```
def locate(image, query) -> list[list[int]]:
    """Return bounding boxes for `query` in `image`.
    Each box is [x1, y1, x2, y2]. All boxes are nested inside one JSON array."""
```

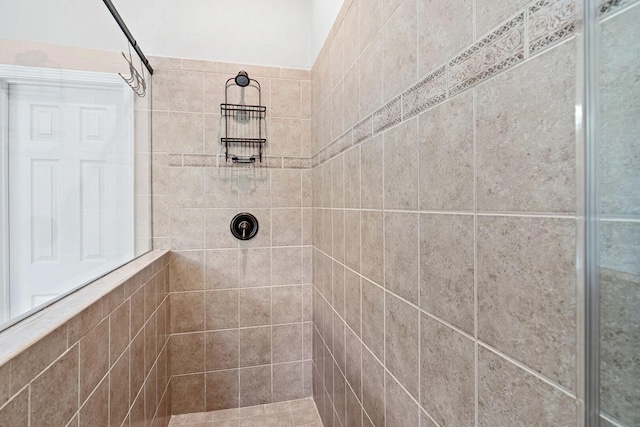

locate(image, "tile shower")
[[0, 0, 638, 426]]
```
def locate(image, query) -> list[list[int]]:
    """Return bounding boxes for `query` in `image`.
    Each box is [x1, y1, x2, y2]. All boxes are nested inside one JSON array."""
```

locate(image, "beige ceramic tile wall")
[[311, 0, 581, 426], [0, 252, 171, 427], [150, 58, 314, 414]]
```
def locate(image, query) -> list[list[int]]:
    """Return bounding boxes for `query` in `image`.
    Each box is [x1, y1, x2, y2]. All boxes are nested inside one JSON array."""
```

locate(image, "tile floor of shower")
[[168, 398, 321, 427]]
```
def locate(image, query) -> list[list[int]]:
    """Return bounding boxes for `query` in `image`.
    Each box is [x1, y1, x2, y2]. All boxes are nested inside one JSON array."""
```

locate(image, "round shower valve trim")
[[230, 213, 259, 240]]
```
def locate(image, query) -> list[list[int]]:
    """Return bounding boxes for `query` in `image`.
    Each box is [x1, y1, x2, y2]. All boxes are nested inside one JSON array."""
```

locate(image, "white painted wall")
[[311, 0, 344, 62], [0, 0, 342, 69]]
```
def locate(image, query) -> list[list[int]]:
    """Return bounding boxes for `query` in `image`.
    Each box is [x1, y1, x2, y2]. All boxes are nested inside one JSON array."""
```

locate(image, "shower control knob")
[[230, 213, 259, 240]]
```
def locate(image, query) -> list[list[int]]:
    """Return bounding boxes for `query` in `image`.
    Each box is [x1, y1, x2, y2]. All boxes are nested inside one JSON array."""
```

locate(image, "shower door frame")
[[0, 64, 134, 329]]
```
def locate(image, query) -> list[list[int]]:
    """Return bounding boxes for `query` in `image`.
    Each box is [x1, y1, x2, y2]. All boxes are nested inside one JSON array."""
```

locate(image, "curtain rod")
[[102, 0, 154, 75]]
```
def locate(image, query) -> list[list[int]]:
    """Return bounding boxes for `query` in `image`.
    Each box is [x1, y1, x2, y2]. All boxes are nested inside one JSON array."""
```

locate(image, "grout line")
[[473, 85, 479, 427]]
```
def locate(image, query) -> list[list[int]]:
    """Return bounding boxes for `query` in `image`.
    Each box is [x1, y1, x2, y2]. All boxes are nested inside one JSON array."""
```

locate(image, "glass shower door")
[[585, 0, 640, 425]]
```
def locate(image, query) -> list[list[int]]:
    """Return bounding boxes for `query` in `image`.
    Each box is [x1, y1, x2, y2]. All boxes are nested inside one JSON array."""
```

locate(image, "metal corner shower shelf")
[[220, 72, 267, 164]]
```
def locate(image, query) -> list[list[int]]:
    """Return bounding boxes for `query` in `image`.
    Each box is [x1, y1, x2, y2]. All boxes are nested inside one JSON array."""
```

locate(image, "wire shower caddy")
[[220, 72, 267, 164]]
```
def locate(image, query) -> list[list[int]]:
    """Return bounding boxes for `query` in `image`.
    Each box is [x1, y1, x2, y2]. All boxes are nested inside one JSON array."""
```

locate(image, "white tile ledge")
[[0, 249, 170, 364]]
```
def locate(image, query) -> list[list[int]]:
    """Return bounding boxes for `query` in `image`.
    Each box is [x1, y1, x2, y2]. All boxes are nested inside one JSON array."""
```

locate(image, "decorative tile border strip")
[[529, 0, 576, 55], [449, 12, 525, 96], [311, 0, 576, 168], [599, 0, 640, 16], [167, 154, 312, 169], [372, 96, 402, 134], [402, 65, 447, 120]]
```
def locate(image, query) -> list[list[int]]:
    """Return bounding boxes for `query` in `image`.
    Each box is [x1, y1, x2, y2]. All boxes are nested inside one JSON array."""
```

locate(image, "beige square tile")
[[205, 249, 238, 290], [205, 290, 239, 330], [332, 81, 345, 140], [476, 41, 576, 213], [270, 118, 302, 157], [239, 327, 271, 367], [359, 33, 383, 118], [384, 212, 419, 304], [418, 91, 474, 211], [240, 366, 272, 406], [272, 285, 303, 324], [361, 211, 384, 285], [344, 146, 360, 209], [238, 169, 271, 209], [476, 0, 530, 36], [170, 291, 205, 333], [30, 346, 78, 427], [153, 70, 203, 113], [361, 278, 384, 361], [272, 209, 302, 247], [153, 112, 204, 154], [170, 333, 205, 375], [170, 208, 205, 250], [272, 79, 301, 118], [207, 370, 240, 411], [360, 0, 383, 52], [8, 324, 67, 395], [420, 315, 474, 427], [205, 209, 239, 249], [385, 293, 419, 399], [478, 347, 577, 426], [418, 0, 473, 76], [273, 324, 303, 363], [333, 210, 345, 264], [385, 372, 419, 427], [204, 168, 238, 208], [272, 170, 302, 208], [272, 247, 302, 285], [239, 288, 271, 327], [362, 346, 385, 427], [0, 389, 28, 426], [129, 330, 145, 403], [170, 250, 205, 292], [383, 0, 417, 101], [345, 327, 362, 399], [239, 248, 271, 288], [420, 213, 474, 334], [171, 373, 206, 415], [169, 167, 204, 208], [384, 117, 418, 210], [477, 216, 576, 389], [344, 210, 361, 273], [273, 362, 304, 403], [204, 113, 224, 155], [109, 300, 130, 364], [80, 376, 109, 427], [110, 349, 129, 427], [360, 135, 383, 209], [206, 330, 239, 371], [80, 319, 109, 402]]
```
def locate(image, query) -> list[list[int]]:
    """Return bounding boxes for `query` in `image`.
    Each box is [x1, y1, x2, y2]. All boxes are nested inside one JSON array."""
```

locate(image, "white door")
[[7, 80, 134, 317]]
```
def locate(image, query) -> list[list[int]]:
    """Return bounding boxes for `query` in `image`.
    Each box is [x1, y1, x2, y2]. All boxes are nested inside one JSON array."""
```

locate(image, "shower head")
[[235, 70, 250, 87]]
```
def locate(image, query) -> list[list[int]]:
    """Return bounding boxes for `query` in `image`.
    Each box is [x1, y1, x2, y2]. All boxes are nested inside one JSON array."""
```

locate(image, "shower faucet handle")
[[239, 221, 250, 238]]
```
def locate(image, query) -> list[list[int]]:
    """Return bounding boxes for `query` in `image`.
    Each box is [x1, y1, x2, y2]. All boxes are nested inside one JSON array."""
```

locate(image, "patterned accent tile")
[[183, 154, 217, 167], [528, 0, 576, 55], [283, 157, 312, 169], [402, 65, 448, 120], [598, 0, 639, 16], [169, 154, 183, 167], [449, 12, 525, 95], [336, 130, 353, 153], [372, 96, 402, 134], [264, 156, 284, 169], [353, 116, 373, 144], [326, 139, 340, 159]]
